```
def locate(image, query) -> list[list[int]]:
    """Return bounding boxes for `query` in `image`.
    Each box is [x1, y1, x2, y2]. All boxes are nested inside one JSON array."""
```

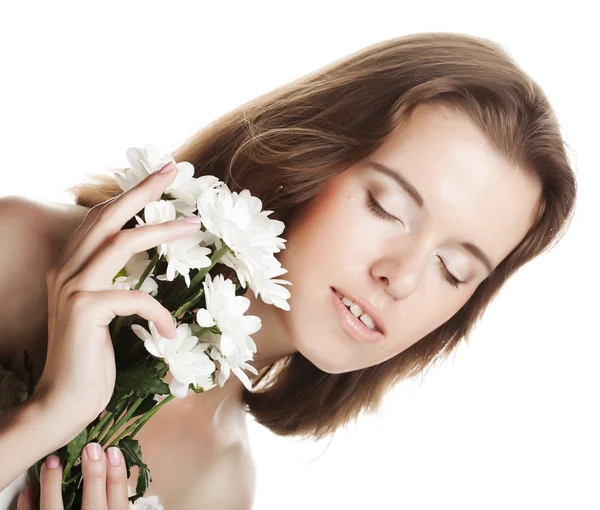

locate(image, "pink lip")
[[331, 288, 385, 344], [331, 286, 386, 335]]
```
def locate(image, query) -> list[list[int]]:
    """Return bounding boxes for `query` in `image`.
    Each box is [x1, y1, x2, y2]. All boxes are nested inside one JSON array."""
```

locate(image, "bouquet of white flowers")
[[24, 144, 292, 509]]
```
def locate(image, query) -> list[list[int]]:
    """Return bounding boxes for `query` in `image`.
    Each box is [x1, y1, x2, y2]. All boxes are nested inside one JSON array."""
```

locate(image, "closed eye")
[[366, 191, 464, 289], [365, 191, 402, 224]]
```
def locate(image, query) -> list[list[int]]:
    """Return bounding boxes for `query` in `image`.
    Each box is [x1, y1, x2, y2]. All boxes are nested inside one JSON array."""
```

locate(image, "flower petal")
[[169, 378, 189, 398], [196, 308, 215, 327]]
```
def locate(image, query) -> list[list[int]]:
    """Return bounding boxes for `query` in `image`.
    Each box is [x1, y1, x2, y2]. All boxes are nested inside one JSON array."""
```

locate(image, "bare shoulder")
[[181, 441, 256, 510], [0, 196, 89, 373], [0, 195, 90, 261]]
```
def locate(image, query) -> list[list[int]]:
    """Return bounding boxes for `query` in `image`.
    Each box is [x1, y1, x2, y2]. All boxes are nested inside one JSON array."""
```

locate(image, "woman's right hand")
[[32, 160, 202, 438], [17, 443, 130, 510]]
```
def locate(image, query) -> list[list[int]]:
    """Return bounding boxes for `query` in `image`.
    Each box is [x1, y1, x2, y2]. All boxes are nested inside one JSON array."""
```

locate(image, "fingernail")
[[85, 443, 101, 461], [182, 216, 201, 224], [45, 455, 60, 469], [107, 447, 122, 467], [157, 161, 175, 174]]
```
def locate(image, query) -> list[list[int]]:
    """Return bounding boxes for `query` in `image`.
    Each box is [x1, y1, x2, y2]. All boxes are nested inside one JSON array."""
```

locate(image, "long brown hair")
[[65, 32, 577, 441]]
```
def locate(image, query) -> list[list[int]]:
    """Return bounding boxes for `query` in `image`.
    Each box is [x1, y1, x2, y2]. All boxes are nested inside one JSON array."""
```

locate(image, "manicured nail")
[[85, 443, 101, 461], [183, 216, 201, 224], [157, 161, 175, 174], [45, 455, 60, 469], [107, 447, 122, 467]]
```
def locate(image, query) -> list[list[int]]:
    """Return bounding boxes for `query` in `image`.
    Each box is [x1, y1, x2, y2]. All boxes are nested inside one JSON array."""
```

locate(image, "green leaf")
[[119, 437, 152, 496], [190, 384, 205, 394], [116, 365, 169, 398], [66, 428, 88, 467], [136, 464, 152, 496], [119, 436, 144, 480], [113, 327, 149, 371], [155, 360, 169, 379], [119, 437, 143, 465], [112, 267, 127, 283], [129, 395, 157, 418], [106, 387, 131, 415]]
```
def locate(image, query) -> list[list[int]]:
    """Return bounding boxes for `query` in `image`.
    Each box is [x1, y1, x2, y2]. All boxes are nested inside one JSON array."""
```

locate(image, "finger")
[[72, 216, 203, 292], [16, 481, 35, 510], [81, 443, 108, 510], [55, 160, 179, 286], [53, 195, 118, 270], [105, 448, 129, 510], [39, 455, 64, 509], [70, 289, 178, 341], [46, 197, 119, 334]]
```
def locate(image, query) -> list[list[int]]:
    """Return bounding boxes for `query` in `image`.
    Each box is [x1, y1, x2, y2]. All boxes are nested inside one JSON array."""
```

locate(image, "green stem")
[[194, 327, 216, 338], [112, 251, 161, 338], [63, 472, 80, 486], [61, 461, 74, 486], [167, 243, 230, 309], [112, 394, 176, 444], [88, 411, 113, 441], [96, 414, 117, 445], [100, 396, 145, 447], [172, 289, 204, 317]]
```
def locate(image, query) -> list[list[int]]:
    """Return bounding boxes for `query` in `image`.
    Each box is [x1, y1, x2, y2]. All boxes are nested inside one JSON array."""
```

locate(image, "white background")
[[1, 1, 597, 509]]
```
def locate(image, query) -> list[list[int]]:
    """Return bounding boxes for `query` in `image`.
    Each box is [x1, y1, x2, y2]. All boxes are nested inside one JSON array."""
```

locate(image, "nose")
[[370, 243, 429, 299]]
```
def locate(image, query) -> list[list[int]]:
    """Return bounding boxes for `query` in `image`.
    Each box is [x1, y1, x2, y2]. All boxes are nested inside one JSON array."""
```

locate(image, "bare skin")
[[0, 198, 255, 509], [1, 102, 542, 508]]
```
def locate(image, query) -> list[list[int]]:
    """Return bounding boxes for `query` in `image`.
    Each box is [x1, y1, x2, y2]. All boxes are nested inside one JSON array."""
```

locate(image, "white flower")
[[128, 495, 163, 510], [115, 144, 225, 217], [197, 187, 286, 254], [131, 322, 216, 398], [127, 487, 164, 510], [134, 200, 212, 287], [208, 341, 259, 391], [200, 330, 259, 391], [196, 187, 291, 309], [194, 275, 261, 391], [169, 174, 225, 216], [218, 242, 292, 311], [115, 144, 193, 194], [195, 274, 261, 358], [111, 251, 159, 296]]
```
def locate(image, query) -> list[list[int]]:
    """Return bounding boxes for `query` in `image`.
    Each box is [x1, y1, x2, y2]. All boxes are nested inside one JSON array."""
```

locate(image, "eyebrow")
[[367, 161, 496, 274]]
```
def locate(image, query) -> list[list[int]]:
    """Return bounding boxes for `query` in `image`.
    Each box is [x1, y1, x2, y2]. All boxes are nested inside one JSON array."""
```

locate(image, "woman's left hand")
[[18, 442, 130, 509]]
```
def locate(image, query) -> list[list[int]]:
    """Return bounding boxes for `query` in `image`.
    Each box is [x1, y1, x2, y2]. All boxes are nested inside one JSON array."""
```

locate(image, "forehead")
[[365, 104, 541, 267]]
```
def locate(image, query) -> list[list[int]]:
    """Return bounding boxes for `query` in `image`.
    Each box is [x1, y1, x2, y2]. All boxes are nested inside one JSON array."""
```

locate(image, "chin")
[[294, 333, 357, 375]]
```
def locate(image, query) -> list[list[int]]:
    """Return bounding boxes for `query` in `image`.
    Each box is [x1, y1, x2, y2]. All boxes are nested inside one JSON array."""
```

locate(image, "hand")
[[17, 442, 129, 510], [33, 160, 203, 438]]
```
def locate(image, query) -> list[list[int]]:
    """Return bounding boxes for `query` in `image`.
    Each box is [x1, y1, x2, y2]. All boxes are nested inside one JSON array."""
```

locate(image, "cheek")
[[285, 187, 365, 271]]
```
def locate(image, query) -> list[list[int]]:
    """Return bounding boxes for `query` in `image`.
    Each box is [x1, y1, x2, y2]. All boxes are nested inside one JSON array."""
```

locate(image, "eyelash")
[[365, 191, 463, 289]]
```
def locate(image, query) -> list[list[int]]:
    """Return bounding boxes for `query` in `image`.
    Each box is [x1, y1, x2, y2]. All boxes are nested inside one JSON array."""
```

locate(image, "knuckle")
[[107, 475, 128, 495], [105, 230, 130, 253], [82, 460, 106, 483], [83, 467, 106, 485], [62, 275, 82, 297], [106, 463, 127, 486], [132, 289, 149, 299], [113, 227, 136, 248], [68, 290, 89, 310]]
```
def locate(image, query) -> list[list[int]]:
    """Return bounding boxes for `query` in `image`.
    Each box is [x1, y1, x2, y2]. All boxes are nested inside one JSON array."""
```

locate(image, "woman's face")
[[269, 103, 542, 374]]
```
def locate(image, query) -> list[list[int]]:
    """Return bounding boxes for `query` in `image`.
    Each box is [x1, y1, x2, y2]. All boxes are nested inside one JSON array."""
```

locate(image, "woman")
[[0, 31, 577, 509]]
